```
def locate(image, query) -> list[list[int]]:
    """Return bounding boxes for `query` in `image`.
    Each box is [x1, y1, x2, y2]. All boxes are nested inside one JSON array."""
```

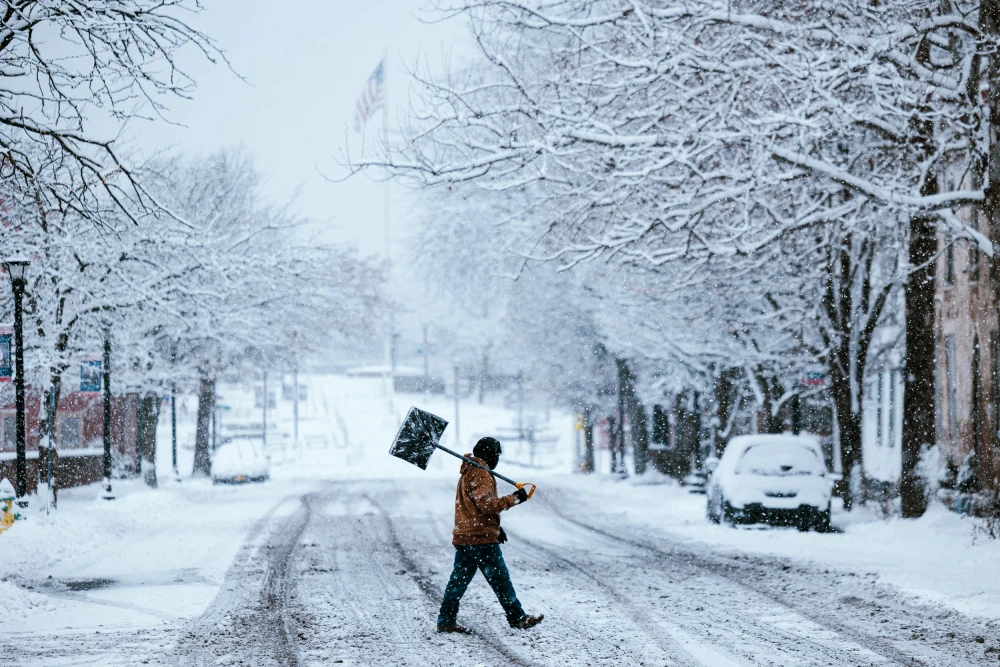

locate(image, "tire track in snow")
[[509, 515, 884, 667], [507, 528, 706, 667], [292, 489, 449, 666], [540, 494, 934, 667], [173, 492, 312, 666]]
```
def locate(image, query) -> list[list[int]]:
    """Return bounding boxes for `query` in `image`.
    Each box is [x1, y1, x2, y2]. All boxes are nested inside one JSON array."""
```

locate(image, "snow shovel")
[[389, 406, 537, 499]]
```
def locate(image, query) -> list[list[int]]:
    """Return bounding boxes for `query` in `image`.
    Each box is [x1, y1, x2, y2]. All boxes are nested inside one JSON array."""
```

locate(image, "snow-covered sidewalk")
[[0, 478, 298, 647]]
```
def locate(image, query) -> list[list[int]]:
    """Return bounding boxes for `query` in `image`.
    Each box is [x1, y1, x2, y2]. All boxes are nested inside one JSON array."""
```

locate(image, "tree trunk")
[[138, 393, 160, 487], [192, 377, 215, 477], [757, 374, 785, 434], [616, 359, 649, 476], [820, 234, 864, 510], [713, 368, 739, 453], [901, 212, 936, 517], [581, 404, 595, 473], [829, 367, 862, 509]]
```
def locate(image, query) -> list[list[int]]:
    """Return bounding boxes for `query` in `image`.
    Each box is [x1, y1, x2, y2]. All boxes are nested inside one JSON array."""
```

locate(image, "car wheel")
[[813, 506, 831, 533], [796, 510, 812, 532], [722, 500, 737, 526], [707, 494, 721, 524]]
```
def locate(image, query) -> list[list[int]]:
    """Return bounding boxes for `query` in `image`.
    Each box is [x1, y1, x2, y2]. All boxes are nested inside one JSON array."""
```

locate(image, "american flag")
[[354, 59, 386, 132]]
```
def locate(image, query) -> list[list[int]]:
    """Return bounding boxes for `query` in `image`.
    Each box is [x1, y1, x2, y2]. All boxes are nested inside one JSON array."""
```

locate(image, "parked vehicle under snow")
[[706, 434, 833, 532], [211, 441, 271, 484]]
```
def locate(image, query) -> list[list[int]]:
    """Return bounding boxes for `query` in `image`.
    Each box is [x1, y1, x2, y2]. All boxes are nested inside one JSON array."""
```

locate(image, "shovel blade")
[[389, 406, 449, 470]]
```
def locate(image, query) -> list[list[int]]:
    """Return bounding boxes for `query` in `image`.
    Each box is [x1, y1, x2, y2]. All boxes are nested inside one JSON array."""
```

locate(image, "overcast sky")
[[136, 0, 467, 261]]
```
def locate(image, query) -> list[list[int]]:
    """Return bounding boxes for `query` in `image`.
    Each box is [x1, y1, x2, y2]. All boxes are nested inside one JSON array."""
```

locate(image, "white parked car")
[[706, 434, 834, 532], [211, 441, 271, 484]]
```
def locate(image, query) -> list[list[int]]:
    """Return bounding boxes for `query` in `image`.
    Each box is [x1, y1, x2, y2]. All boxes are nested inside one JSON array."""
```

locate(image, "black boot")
[[437, 623, 472, 634], [511, 614, 544, 629]]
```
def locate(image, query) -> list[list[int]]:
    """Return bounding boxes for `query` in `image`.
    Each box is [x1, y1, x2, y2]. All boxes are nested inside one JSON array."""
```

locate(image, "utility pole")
[[171, 380, 179, 480], [293, 367, 300, 456], [262, 371, 268, 451], [517, 370, 525, 440], [100, 331, 115, 501], [454, 365, 460, 448], [423, 325, 430, 397]]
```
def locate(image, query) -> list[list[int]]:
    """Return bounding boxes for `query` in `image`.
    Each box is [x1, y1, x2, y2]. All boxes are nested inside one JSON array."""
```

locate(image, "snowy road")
[[70, 477, 983, 667], [3, 377, 998, 666], [3, 475, 998, 666], [281, 478, 996, 667]]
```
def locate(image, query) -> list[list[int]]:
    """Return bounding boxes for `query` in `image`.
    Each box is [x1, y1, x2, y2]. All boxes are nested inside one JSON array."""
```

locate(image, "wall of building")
[[934, 201, 999, 488], [0, 383, 143, 491]]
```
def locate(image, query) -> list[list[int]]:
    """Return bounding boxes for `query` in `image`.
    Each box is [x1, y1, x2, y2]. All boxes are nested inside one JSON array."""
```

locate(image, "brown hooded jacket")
[[452, 455, 519, 546]]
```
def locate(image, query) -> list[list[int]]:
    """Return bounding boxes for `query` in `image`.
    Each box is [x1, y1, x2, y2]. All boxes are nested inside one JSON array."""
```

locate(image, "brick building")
[[0, 383, 143, 494]]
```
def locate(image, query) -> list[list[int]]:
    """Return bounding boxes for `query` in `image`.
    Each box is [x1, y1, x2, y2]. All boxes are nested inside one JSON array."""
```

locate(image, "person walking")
[[437, 437, 543, 633]]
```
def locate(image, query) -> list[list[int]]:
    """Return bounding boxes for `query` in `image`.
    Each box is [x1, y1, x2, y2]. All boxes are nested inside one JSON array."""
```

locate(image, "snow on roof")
[[728, 433, 821, 448], [726, 433, 823, 458], [345, 365, 426, 378]]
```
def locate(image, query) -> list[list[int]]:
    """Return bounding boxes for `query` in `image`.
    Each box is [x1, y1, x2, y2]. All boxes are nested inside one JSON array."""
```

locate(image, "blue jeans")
[[437, 543, 525, 627]]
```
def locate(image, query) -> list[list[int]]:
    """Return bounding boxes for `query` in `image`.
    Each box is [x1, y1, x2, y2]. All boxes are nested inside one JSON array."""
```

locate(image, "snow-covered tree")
[[0, 0, 221, 223]]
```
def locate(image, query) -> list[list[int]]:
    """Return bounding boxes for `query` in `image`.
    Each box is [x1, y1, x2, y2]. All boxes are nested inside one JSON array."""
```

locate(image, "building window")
[[2, 416, 13, 452], [946, 234, 955, 285], [58, 416, 82, 449], [947, 335, 958, 438]]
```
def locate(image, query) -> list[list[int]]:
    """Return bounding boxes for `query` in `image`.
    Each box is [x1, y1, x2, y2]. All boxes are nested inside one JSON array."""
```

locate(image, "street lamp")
[[100, 327, 114, 501], [3, 258, 29, 506]]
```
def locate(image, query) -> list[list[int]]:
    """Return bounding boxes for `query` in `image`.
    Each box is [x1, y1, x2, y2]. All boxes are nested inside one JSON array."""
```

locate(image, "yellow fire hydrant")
[[0, 477, 17, 534]]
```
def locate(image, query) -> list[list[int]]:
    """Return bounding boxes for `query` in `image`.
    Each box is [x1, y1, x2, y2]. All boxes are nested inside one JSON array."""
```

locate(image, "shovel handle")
[[432, 444, 537, 498]]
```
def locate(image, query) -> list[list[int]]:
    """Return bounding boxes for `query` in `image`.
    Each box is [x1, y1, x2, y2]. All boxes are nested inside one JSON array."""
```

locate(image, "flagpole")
[[381, 50, 396, 418]]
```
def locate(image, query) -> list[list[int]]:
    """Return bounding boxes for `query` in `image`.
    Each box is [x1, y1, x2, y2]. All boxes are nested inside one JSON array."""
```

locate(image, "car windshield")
[[736, 442, 824, 476], [214, 442, 260, 465]]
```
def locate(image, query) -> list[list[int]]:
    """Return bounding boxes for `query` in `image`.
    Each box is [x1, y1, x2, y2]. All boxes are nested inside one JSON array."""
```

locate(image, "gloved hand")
[[513, 488, 529, 504], [498, 527, 508, 544]]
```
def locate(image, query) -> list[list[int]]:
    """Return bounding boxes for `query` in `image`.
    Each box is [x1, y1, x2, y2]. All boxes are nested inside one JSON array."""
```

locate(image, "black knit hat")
[[473, 437, 502, 469]]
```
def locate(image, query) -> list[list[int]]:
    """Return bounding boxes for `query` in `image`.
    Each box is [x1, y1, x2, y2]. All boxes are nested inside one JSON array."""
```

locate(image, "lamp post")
[[4, 258, 29, 505], [423, 325, 430, 398], [100, 328, 115, 500]]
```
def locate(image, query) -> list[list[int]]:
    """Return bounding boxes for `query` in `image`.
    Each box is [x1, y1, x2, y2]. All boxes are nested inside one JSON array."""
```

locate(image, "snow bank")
[[0, 579, 53, 616]]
